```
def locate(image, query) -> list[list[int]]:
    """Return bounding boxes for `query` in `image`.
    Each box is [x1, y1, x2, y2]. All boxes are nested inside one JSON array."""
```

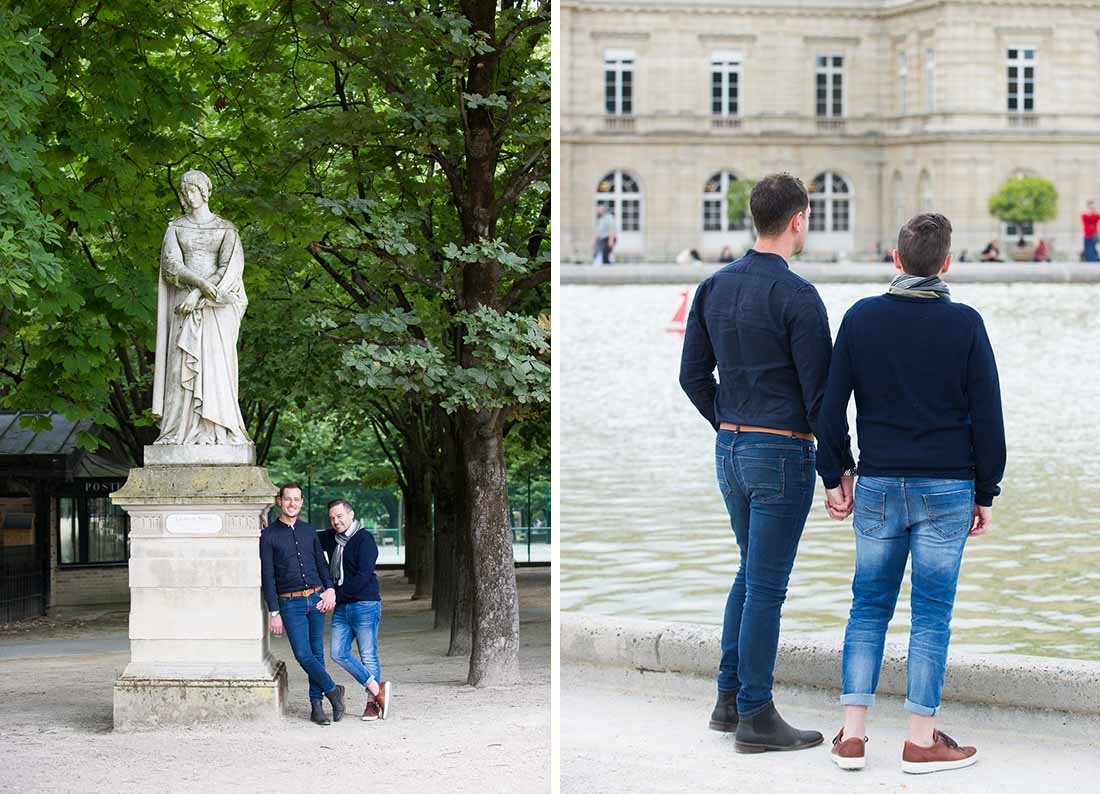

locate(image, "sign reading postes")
[[84, 480, 125, 495], [165, 513, 223, 534]]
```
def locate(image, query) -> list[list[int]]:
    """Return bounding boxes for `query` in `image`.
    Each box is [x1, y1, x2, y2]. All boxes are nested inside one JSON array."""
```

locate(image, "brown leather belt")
[[720, 422, 814, 442], [278, 585, 322, 599]]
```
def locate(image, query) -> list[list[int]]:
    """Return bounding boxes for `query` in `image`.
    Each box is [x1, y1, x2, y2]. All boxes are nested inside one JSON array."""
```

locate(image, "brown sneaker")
[[375, 681, 392, 719], [830, 728, 866, 770], [361, 700, 380, 722], [901, 730, 977, 774]]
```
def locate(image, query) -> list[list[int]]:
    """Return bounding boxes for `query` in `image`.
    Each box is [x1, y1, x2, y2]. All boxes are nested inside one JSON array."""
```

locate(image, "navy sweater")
[[319, 527, 381, 604], [816, 293, 1006, 506]]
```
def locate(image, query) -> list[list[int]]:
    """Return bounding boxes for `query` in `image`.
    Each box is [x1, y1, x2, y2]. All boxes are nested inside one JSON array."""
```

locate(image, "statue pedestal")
[[110, 456, 285, 730]]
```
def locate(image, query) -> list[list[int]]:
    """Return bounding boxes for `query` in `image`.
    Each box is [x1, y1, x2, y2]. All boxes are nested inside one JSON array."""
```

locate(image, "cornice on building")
[[564, 0, 1100, 20]]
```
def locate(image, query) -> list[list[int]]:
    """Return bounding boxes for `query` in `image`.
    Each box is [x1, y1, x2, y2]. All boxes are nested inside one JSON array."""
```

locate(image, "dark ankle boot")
[[734, 702, 823, 753], [310, 701, 331, 725], [708, 691, 739, 732], [325, 684, 346, 722]]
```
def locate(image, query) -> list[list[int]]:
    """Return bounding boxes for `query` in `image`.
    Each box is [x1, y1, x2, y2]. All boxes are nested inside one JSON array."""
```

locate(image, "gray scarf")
[[887, 273, 951, 300], [331, 519, 361, 587]]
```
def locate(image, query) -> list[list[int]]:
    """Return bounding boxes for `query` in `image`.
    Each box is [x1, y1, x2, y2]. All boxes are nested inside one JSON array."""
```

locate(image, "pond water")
[[560, 282, 1100, 660]]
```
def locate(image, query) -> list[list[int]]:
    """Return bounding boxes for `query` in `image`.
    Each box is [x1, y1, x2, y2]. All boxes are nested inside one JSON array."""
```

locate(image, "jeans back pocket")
[[853, 481, 888, 537], [734, 455, 785, 503], [923, 489, 973, 539]]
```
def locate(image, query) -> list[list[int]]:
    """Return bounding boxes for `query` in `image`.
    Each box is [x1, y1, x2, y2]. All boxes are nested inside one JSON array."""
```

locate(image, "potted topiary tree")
[[988, 175, 1058, 262]]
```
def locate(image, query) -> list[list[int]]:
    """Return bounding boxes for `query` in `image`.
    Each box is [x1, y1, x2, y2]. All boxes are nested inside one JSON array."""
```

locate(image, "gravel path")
[[0, 569, 550, 794]]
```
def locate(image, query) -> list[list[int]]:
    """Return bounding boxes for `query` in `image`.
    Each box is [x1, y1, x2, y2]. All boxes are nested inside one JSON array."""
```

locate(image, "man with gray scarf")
[[323, 499, 392, 721], [816, 213, 1005, 774]]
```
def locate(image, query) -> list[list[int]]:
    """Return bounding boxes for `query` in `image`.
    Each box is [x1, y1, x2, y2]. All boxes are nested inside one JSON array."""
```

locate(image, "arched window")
[[892, 171, 905, 231], [703, 171, 748, 232], [595, 171, 642, 232], [808, 172, 852, 232], [918, 170, 933, 212]]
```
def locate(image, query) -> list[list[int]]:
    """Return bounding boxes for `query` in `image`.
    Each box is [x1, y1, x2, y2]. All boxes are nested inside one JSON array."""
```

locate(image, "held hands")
[[825, 475, 855, 520], [317, 588, 336, 613], [268, 614, 284, 635], [970, 504, 992, 537]]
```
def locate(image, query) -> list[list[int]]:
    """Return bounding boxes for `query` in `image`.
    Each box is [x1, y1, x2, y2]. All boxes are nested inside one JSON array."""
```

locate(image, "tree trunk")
[[460, 407, 519, 685], [402, 488, 416, 584], [410, 461, 434, 601], [448, 518, 474, 657], [433, 417, 463, 628]]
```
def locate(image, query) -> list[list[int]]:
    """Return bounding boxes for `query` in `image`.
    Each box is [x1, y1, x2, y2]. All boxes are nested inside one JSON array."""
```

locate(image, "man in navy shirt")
[[260, 482, 345, 725], [320, 499, 392, 722], [680, 173, 850, 753], [818, 214, 1005, 774]]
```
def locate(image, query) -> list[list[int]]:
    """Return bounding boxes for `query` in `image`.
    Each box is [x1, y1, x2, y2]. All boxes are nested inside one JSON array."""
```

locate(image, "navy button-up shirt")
[[679, 250, 852, 459], [259, 518, 334, 612]]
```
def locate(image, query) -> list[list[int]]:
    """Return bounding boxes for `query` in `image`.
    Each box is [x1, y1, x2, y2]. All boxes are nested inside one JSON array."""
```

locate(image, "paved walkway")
[[0, 569, 549, 794], [563, 663, 1100, 794]]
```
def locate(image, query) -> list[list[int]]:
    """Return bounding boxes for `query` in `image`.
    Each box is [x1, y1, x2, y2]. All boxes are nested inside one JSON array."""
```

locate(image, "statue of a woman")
[[152, 170, 251, 446]]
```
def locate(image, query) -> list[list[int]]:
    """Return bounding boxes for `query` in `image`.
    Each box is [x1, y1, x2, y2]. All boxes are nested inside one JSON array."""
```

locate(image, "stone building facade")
[[561, 0, 1100, 261]]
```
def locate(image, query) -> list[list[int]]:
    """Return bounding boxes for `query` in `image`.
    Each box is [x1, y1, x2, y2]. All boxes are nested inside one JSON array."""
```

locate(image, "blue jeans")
[[330, 600, 382, 688], [715, 430, 816, 717], [840, 477, 974, 716], [279, 590, 336, 704], [1084, 236, 1099, 262]]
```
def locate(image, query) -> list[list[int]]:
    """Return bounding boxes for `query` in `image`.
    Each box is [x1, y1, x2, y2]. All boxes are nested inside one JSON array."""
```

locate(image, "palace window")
[[808, 172, 852, 232], [924, 49, 935, 112], [596, 171, 642, 232], [711, 52, 741, 116], [815, 55, 844, 117], [897, 52, 907, 115], [703, 172, 749, 232], [1006, 47, 1036, 114], [604, 50, 635, 115]]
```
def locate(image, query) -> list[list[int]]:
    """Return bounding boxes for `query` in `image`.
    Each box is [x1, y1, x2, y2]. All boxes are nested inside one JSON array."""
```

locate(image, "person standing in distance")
[[679, 172, 855, 753], [260, 482, 345, 725], [593, 204, 616, 265], [321, 499, 392, 721]]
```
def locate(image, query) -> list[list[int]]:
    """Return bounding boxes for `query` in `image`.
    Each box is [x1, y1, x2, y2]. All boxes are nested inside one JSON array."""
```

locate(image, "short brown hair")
[[897, 213, 952, 277], [750, 173, 809, 237], [277, 482, 303, 498], [327, 499, 353, 513]]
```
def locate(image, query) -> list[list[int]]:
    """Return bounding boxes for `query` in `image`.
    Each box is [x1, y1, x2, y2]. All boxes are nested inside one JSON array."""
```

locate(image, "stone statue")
[[152, 170, 251, 447]]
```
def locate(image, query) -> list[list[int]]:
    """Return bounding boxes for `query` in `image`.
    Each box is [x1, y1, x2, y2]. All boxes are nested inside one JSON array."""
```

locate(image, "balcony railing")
[[565, 111, 1095, 138], [711, 116, 742, 130], [604, 115, 636, 132]]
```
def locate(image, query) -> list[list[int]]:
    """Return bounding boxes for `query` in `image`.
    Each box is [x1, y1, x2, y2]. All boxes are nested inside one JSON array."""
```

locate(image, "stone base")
[[113, 661, 287, 731], [144, 443, 255, 466]]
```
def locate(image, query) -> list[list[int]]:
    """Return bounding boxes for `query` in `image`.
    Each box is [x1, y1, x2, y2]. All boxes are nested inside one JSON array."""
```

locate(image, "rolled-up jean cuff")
[[839, 693, 876, 707], [904, 698, 940, 717]]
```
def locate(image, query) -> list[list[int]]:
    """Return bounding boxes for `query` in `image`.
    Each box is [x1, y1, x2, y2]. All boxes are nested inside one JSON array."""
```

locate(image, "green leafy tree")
[[725, 177, 755, 235], [988, 175, 1058, 243]]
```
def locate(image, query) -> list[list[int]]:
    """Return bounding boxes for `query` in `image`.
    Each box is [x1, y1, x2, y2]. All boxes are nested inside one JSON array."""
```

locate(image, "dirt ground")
[[0, 569, 550, 794]]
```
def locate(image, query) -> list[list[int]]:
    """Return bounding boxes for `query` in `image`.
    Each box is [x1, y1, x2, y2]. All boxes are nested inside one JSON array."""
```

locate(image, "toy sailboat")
[[666, 290, 689, 335]]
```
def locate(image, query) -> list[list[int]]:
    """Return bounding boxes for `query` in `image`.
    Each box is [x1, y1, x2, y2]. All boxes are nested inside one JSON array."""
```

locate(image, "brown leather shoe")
[[375, 681, 392, 719], [901, 730, 977, 774], [830, 728, 866, 770], [362, 699, 380, 722]]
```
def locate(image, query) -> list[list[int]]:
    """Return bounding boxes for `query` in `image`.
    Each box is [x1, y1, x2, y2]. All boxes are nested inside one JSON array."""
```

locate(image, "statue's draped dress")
[[152, 215, 250, 445]]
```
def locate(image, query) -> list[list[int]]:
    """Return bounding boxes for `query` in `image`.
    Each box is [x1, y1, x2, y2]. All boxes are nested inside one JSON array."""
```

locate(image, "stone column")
[[111, 455, 286, 730]]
